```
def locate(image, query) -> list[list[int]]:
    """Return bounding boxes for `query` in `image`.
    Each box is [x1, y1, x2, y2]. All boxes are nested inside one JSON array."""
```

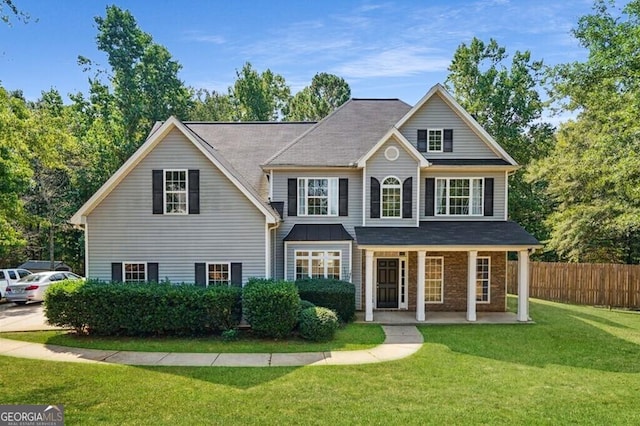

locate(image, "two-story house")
[[71, 84, 540, 322]]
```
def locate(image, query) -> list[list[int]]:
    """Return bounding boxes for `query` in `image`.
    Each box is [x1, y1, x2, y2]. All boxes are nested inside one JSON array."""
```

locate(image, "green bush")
[[44, 279, 242, 336], [298, 307, 339, 341], [295, 278, 355, 322], [243, 278, 300, 338], [298, 299, 316, 316]]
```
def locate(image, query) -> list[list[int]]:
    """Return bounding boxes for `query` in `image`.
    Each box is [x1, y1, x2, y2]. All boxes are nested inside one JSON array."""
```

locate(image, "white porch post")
[[365, 250, 374, 322], [416, 250, 426, 321], [517, 249, 530, 322], [467, 250, 478, 322]]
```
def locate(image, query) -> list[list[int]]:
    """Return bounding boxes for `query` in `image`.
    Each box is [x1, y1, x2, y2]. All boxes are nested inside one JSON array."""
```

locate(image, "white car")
[[0, 268, 32, 299], [6, 271, 82, 305]]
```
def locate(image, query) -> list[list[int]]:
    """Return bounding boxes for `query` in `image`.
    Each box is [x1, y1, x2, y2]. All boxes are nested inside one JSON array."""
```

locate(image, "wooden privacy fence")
[[507, 261, 640, 308]]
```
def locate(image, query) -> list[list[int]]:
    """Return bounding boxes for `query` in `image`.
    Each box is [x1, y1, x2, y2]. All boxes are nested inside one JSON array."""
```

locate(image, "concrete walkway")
[[0, 325, 423, 367]]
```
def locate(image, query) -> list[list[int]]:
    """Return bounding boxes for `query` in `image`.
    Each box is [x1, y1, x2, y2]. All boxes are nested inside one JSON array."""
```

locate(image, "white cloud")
[[333, 47, 450, 78], [183, 31, 226, 44]]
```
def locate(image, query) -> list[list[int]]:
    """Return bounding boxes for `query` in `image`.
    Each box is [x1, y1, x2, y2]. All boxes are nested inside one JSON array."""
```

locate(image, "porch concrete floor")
[[355, 311, 531, 325]]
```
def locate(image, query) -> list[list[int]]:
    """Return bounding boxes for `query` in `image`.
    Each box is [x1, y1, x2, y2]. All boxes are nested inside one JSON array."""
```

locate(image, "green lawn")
[[0, 323, 384, 353], [2, 298, 639, 425]]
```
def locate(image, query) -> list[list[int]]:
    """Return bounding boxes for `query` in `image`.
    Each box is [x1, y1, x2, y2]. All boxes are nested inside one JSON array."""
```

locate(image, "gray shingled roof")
[[284, 224, 354, 241], [265, 99, 412, 167], [355, 221, 540, 247], [184, 122, 314, 198]]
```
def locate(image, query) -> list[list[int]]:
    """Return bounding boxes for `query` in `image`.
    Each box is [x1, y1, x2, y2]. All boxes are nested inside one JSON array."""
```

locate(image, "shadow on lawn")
[[138, 365, 301, 390], [421, 298, 640, 373]]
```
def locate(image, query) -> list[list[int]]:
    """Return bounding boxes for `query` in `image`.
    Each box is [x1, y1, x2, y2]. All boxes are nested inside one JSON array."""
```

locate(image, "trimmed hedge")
[[243, 278, 300, 338], [295, 278, 355, 322], [298, 307, 339, 341], [44, 279, 242, 336]]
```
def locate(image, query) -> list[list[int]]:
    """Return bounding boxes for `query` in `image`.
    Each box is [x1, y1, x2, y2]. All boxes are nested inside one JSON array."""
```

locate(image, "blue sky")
[[0, 0, 594, 107]]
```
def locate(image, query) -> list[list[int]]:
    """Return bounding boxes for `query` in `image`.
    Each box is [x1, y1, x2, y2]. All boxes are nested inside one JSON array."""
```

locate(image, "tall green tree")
[[0, 87, 32, 265], [285, 72, 351, 121], [446, 38, 555, 250], [230, 62, 290, 121], [531, 0, 640, 263], [84, 5, 191, 161]]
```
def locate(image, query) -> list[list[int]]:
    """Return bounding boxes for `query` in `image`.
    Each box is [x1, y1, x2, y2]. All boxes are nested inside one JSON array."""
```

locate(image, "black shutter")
[[443, 129, 453, 152], [417, 130, 427, 152], [188, 170, 200, 214], [403, 177, 413, 219], [339, 178, 348, 217], [111, 263, 122, 282], [484, 178, 494, 216], [195, 263, 206, 287], [288, 178, 298, 216], [147, 263, 159, 283], [370, 177, 380, 218], [425, 178, 435, 216], [231, 263, 242, 287], [152, 170, 163, 214]]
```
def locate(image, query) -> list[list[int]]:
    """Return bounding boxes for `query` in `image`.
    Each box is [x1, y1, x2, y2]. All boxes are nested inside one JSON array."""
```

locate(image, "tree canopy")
[[530, 0, 640, 263], [285, 72, 351, 121]]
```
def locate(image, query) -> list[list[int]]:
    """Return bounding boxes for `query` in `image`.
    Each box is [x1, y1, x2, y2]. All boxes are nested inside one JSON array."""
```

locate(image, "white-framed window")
[[425, 257, 444, 303], [381, 176, 402, 218], [295, 250, 342, 280], [476, 257, 490, 303], [297, 178, 339, 216], [435, 178, 483, 216], [428, 129, 443, 152], [123, 262, 146, 283], [207, 262, 230, 286], [164, 169, 188, 214]]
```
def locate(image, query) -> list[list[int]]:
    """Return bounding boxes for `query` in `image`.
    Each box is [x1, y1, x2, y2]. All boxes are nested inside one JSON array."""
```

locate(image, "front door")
[[377, 259, 398, 308]]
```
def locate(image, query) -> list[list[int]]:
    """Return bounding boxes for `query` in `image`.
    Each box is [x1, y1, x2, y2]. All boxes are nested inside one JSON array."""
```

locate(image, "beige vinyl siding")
[[420, 170, 507, 221], [364, 138, 418, 227], [272, 169, 363, 308], [87, 128, 267, 284], [399, 93, 500, 159]]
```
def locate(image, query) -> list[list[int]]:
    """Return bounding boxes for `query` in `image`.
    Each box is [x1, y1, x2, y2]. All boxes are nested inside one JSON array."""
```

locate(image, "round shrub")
[[298, 307, 339, 342], [298, 299, 316, 316], [243, 279, 300, 338]]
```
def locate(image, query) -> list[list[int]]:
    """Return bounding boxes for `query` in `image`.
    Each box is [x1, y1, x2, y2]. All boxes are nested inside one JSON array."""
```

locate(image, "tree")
[[1, 0, 30, 25], [86, 5, 191, 160], [188, 89, 234, 121], [285, 73, 351, 121], [531, 0, 640, 263], [446, 38, 555, 249], [0, 87, 32, 266], [230, 62, 290, 121]]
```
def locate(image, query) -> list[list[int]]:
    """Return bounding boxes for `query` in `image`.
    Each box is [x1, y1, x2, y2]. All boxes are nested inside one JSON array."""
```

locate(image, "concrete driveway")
[[0, 300, 61, 332]]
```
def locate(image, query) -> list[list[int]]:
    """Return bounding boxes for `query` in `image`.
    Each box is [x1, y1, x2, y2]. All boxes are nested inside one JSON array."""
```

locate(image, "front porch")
[[355, 310, 530, 325]]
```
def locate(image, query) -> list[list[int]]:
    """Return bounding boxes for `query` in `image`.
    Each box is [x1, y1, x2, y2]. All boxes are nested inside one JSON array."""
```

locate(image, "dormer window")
[[427, 129, 443, 152]]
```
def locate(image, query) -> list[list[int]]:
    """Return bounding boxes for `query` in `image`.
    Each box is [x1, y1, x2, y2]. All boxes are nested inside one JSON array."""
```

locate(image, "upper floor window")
[[298, 178, 338, 216], [428, 129, 443, 152], [381, 176, 402, 218], [436, 178, 483, 216], [165, 170, 187, 214]]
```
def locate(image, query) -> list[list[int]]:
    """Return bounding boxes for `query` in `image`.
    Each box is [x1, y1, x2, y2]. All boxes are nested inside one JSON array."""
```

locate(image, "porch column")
[[365, 250, 374, 322], [517, 249, 530, 322], [416, 250, 426, 321], [467, 250, 478, 322]]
